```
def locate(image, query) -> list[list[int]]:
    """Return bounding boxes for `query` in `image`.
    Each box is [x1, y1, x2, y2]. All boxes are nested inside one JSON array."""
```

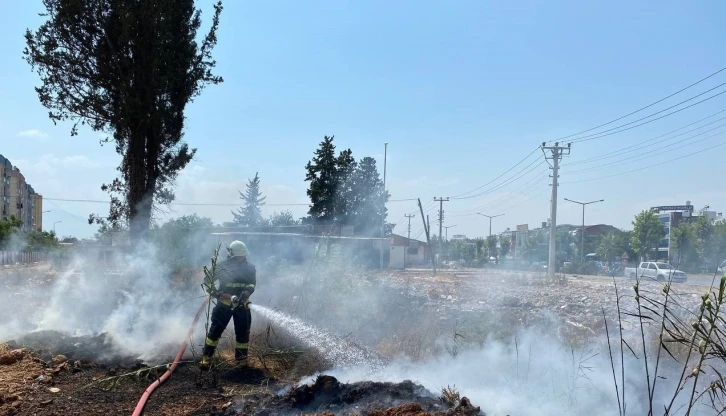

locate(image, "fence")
[[0, 251, 48, 266]]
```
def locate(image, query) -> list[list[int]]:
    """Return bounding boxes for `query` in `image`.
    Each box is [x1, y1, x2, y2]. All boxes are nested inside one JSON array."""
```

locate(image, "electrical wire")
[[28, 197, 417, 206], [449, 146, 541, 199], [560, 141, 726, 184], [567, 108, 726, 167], [550, 67, 726, 142], [447, 170, 549, 215], [563, 128, 726, 174], [451, 159, 546, 201], [447, 178, 548, 219], [568, 87, 726, 144]]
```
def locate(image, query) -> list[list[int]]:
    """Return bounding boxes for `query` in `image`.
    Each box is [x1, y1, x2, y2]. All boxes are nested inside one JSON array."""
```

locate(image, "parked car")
[[624, 262, 688, 283]]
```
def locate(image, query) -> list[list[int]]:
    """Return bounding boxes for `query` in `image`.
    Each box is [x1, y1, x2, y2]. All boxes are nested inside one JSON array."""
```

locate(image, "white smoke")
[[0, 237, 209, 363], [304, 329, 707, 416]]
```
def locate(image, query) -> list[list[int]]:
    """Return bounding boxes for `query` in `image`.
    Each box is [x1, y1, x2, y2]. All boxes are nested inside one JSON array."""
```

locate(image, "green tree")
[[24, 230, 60, 251], [631, 210, 666, 261], [555, 228, 576, 265], [25, 0, 224, 242], [670, 221, 699, 270], [486, 235, 497, 260], [523, 231, 548, 262], [349, 157, 389, 236], [710, 220, 726, 271], [499, 236, 512, 259], [597, 231, 629, 263], [153, 214, 214, 271], [305, 136, 339, 224], [268, 210, 300, 226], [0, 217, 23, 249], [231, 172, 266, 227], [334, 148, 357, 225]]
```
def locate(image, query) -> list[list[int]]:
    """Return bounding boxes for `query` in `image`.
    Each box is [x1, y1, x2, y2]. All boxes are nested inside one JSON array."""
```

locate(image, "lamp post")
[[380, 142, 388, 270], [564, 198, 604, 262], [53, 220, 62, 234], [443, 225, 456, 241], [476, 213, 505, 237]]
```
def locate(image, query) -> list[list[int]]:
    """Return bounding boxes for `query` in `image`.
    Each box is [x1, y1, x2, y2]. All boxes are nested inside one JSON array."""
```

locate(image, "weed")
[[440, 384, 460, 406]]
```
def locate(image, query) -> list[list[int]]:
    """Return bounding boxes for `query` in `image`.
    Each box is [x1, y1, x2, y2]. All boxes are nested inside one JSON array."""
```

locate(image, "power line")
[[450, 146, 541, 199], [567, 108, 726, 167], [452, 158, 546, 201], [563, 128, 726, 174], [568, 87, 726, 144], [45, 200, 87, 223], [447, 170, 549, 215], [560, 141, 725, 185], [450, 170, 549, 215], [27, 197, 417, 206], [551, 67, 726, 142]]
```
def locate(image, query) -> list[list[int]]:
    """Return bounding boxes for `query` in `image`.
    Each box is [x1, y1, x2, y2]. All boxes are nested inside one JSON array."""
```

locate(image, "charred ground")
[[0, 260, 715, 415]]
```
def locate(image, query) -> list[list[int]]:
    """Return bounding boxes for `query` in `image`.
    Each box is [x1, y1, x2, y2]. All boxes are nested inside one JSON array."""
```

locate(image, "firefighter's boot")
[[235, 343, 249, 366], [199, 355, 212, 371]]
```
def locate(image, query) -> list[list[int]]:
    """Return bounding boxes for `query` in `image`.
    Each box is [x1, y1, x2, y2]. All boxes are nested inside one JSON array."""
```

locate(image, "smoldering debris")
[[5, 330, 148, 367], [225, 375, 483, 416]]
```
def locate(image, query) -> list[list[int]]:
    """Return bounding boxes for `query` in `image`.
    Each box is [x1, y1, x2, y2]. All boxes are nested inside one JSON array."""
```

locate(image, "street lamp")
[[53, 221, 62, 234], [443, 225, 457, 241], [380, 142, 388, 270], [476, 213, 505, 237], [564, 198, 604, 262]]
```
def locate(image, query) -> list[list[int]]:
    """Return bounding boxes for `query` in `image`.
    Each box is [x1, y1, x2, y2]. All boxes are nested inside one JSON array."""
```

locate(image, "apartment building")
[[0, 153, 43, 231], [0, 155, 11, 220], [33, 193, 43, 231], [9, 167, 26, 222]]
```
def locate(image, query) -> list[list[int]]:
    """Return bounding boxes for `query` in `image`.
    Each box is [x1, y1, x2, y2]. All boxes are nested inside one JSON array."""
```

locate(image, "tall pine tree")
[[334, 148, 357, 225], [24, 0, 224, 242], [349, 157, 389, 236], [305, 136, 339, 224], [232, 172, 266, 226]]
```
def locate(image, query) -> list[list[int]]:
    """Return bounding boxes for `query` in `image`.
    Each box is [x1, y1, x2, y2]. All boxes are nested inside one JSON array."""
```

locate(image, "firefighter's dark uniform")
[[202, 257, 256, 361]]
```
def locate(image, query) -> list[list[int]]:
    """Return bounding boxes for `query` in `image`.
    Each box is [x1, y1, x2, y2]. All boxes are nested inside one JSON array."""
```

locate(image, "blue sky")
[[1, 0, 725, 239]]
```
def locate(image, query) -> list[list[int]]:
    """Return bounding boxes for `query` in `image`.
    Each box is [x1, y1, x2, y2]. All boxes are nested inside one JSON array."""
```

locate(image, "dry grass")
[[440, 385, 461, 406]]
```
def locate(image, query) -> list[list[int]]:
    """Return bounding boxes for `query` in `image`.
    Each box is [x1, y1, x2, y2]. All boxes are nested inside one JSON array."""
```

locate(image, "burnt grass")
[[223, 375, 482, 416], [5, 330, 146, 367], [1, 331, 483, 416]]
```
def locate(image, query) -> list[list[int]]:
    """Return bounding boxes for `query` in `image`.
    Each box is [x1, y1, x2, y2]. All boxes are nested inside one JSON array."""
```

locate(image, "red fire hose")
[[132, 298, 209, 416]]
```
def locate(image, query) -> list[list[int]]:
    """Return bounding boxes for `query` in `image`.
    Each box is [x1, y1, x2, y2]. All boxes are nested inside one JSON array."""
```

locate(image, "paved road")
[[570, 272, 722, 288]]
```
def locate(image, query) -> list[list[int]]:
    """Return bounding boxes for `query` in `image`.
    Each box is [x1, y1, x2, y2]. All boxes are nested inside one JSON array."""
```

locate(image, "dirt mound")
[[5, 330, 145, 367], [227, 375, 483, 416]]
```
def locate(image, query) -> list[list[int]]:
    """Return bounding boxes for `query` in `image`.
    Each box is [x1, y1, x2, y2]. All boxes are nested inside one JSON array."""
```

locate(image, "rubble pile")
[[227, 375, 482, 416]]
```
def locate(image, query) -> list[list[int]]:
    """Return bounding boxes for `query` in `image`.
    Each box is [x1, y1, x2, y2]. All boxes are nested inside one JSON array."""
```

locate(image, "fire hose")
[[131, 298, 209, 416]]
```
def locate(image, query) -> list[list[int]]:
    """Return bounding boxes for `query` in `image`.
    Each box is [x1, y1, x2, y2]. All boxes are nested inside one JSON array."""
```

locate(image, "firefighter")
[[200, 240, 256, 370]]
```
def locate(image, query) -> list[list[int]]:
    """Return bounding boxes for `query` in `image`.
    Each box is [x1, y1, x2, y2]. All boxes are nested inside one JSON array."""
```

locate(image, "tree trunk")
[[127, 2, 156, 244]]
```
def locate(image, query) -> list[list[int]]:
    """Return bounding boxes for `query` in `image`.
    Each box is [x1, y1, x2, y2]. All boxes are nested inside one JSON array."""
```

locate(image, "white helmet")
[[228, 240, 249, 258]]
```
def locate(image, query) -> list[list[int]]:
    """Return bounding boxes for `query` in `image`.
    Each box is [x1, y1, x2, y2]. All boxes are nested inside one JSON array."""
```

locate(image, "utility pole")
[[542, 142, 571, 277], [405, 214, 415, 268], [380, 142, 389, 270], [433, 197, 449, 261], [417, 199, 436, 274], [564, 198, 604, 262]]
